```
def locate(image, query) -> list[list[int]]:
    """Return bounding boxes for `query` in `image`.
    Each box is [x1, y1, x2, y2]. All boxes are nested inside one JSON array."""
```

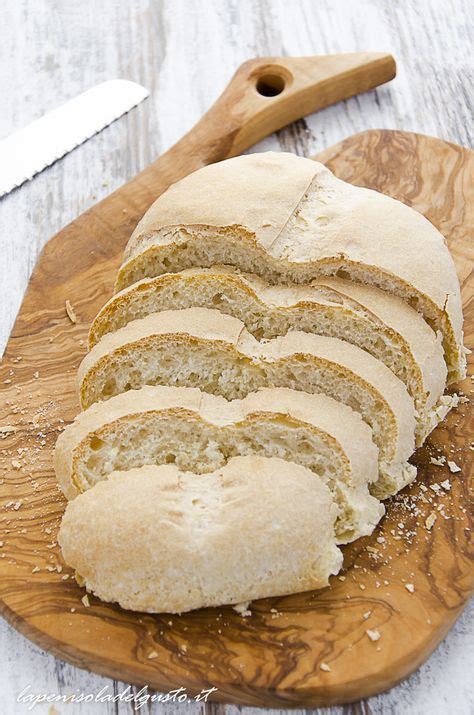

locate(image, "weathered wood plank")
[[0, 0, 472, 712]]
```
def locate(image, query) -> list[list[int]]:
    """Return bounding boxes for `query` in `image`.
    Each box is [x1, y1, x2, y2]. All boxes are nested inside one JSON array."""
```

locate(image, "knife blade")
[[0, 79, 149, 198]]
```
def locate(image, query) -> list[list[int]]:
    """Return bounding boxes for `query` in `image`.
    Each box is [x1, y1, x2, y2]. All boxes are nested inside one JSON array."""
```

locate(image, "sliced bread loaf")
[[89, 266, 449, 439], [54, 385, 384, 543], [78, 307, 416, 497], [58, 456, 343, 613], [115, 152, 464, 383]]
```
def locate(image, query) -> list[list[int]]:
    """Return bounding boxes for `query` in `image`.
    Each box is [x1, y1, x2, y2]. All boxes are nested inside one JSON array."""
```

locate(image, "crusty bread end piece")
[[59, 457, 343, 613]]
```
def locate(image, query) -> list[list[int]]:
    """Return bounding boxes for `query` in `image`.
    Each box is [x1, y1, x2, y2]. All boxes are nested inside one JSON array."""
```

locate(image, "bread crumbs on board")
[[366, 629, 381, 642], [233, 601, 252, 617], [65, 299, 77, 323]]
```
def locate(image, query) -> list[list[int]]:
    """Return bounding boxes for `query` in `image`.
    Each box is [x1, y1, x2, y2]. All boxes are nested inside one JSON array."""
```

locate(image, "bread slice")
[[78, 307, 416, 497], [115, 152, 464, 383], [89, 266, 449, 440], [54, 385, 384, 543], [58, 456, 343, 613]]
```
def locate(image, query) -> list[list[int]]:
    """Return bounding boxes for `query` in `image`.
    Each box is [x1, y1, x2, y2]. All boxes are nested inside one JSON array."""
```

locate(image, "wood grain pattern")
[[155, 52, 395, 173], [0, 129, 472, 707]]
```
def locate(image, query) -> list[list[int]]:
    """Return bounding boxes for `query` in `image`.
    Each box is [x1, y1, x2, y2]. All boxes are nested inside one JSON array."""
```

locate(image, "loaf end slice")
[[59, 457, 343, 613]]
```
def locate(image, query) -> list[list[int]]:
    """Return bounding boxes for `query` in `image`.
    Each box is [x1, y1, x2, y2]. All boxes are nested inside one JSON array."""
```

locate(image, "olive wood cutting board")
[[0, 55, 472, 707]]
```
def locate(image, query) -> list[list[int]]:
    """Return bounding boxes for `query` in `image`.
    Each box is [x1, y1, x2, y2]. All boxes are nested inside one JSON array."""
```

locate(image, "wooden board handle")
[[141, 53, 396, 195]]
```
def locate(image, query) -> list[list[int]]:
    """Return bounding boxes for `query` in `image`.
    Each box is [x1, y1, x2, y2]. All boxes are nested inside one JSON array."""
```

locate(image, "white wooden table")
[[0, 1, 472, 713]]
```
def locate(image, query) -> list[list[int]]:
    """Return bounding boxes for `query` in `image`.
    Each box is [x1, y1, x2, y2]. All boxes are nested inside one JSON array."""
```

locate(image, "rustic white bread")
[[115, 152, 464, 383], [54, 385, 384, 543], [78, 307, 416, 497], [58, 457, 343, 613], [89, 266, 449, 440]]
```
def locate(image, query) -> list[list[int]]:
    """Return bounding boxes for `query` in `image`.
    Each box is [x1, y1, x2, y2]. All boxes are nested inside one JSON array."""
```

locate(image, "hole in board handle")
[[256, 74, 286, 97]]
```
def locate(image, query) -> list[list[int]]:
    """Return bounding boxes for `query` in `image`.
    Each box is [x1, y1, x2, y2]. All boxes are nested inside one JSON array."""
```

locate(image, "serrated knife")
[[0, 79, 149, 198]]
